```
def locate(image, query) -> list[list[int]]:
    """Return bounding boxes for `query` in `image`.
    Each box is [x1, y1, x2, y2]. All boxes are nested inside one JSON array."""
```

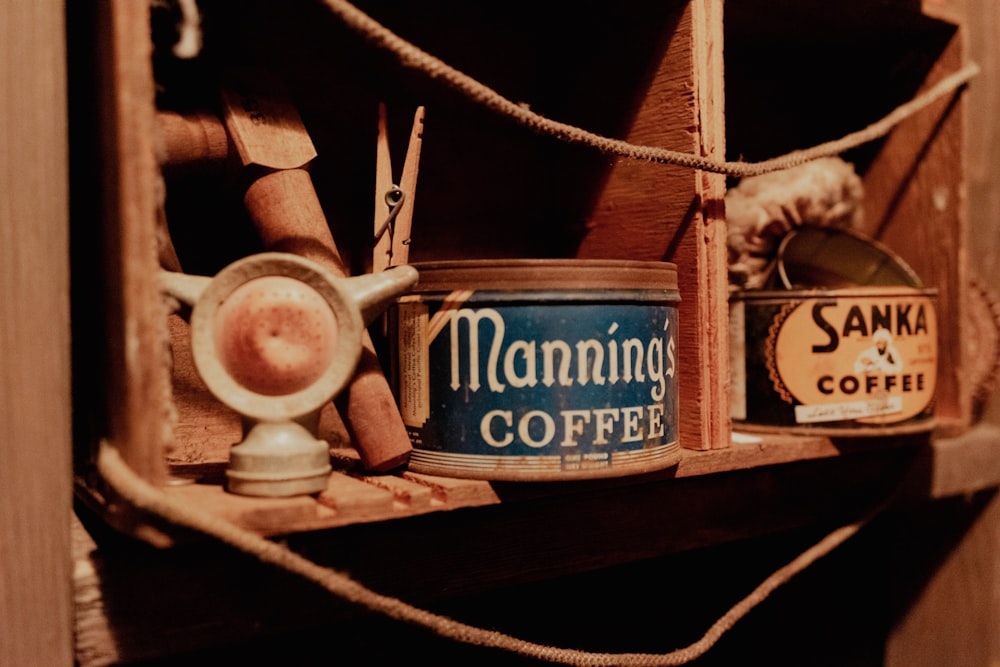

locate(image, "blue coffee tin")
[[393, 259, 681, 480]]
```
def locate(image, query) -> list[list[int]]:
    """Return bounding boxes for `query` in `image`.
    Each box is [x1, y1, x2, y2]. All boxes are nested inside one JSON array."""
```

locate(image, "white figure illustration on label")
[[854, 328, 903, 374]]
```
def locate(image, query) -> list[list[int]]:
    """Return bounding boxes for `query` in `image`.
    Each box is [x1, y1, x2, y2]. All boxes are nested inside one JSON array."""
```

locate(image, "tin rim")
[[731, 285, 938, 301], [406, 442, 682, 481], [409, 259, 678, 292]]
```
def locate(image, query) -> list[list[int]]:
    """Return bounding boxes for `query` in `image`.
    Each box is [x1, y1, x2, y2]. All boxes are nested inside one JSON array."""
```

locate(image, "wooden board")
[[0, 2, 74, 665], [90, 0, 173, 484], [860, 28, 970, 431]]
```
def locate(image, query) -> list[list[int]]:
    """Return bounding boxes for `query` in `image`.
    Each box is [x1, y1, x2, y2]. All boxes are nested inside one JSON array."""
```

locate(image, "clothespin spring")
[[373, 186, 407, 263]]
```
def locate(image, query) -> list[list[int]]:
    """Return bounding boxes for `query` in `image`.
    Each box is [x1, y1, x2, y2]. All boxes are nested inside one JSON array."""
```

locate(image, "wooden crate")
[[72, 0, 971, 540]]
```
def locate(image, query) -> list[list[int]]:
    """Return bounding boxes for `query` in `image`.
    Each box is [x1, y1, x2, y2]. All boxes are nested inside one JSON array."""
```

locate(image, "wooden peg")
[[372, 104, 424, 272], [373, 102, 394, 273], [391, 106, 424, 267], [155, 109, 230, 174]]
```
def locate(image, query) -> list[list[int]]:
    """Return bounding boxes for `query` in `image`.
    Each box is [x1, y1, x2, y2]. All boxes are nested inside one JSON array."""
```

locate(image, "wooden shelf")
[[73, 423, 1000, 666], [77, 423, 965, 541]]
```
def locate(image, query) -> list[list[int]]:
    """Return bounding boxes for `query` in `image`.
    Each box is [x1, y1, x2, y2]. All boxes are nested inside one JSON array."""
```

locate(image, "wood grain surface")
[[0, 1, 74, 665]]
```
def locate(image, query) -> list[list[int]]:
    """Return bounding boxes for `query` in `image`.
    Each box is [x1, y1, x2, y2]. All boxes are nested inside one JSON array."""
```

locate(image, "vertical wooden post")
[[966, 0, 1000, 424], [574, 0, 729, 450], [92, 0, 172, 486], [0, 1, 74, 665]]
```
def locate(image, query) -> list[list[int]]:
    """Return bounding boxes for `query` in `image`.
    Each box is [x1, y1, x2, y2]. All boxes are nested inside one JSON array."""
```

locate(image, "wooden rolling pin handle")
[[243, 169, 412, 472], [155, 110, 230, 173]]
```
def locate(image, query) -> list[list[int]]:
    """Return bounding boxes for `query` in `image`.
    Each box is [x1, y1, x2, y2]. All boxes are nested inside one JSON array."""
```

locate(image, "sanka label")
[[770, 294, 937, 425], [395, 290, 680, 478]]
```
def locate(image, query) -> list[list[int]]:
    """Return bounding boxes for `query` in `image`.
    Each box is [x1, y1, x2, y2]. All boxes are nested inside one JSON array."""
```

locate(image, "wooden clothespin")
[[373, 103, 424, 272]]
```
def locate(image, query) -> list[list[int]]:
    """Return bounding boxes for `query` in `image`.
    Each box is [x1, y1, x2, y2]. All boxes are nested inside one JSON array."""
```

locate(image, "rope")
[[317, 0, 979, 178], [97, 440, 893, 665]]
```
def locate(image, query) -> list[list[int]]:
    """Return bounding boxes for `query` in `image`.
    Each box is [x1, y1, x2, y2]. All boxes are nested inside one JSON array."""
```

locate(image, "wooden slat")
[[0, 1, 74, 665], [859, 29, 970, 429], [965, 0, 1000, 423], [691, 0, 729, 450], [166, 313, 241, 463], [350, 473, 435, 511], [94, 0, 173, 483]]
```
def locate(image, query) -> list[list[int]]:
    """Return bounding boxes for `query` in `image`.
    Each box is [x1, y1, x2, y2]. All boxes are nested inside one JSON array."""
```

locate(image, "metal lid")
[[775, 226, 924, 289]]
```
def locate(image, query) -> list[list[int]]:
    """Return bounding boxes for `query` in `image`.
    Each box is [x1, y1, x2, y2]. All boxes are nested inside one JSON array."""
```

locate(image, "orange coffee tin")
[[729, 287, 938, 435]]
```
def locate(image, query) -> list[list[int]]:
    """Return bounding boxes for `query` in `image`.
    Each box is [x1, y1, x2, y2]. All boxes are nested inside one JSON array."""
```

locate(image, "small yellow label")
[[397, 299, 430, 427]]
